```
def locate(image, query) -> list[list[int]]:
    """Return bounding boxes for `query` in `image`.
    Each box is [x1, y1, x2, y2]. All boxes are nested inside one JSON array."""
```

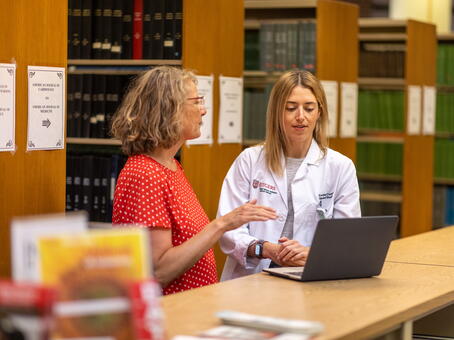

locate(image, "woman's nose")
[[200, 105, 207, 116]]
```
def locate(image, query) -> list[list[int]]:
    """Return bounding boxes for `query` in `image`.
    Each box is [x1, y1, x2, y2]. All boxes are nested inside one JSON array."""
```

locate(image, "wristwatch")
[[254, 239, 266, 259]]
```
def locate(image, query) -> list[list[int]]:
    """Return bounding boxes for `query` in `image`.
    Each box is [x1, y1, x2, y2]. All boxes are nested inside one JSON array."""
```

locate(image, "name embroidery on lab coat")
[[252, 179, 277, 195]]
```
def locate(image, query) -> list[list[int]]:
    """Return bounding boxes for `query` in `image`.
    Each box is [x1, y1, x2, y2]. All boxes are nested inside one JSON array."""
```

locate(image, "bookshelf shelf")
[[68, 59, 182, 66], [66, 138, 122, 146], [244, 0, 317, 9], [437, 33, 454, 41], [68, 68, 146, 75], [245, 19, 261, 30], [358, 173, 402, 183], [358, 33, 407, 41], [361, 191, 402, 203], [359, 18, 407, 29], [243, 139, 264, 146], [358, 77, 405, 89], [357, 134, 404, 144], [434, 178, 454, 186]]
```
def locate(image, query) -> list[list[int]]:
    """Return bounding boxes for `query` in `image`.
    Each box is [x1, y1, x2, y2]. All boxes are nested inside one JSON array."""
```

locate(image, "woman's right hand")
[[218, 199, 277, 232]]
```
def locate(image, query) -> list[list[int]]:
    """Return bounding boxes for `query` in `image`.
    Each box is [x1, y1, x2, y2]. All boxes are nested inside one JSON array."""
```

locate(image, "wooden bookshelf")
[[179, 0, 244, 278], [242, 0, 359, 162], [358, 19, 436, 237], [0, 0, 67, 277]]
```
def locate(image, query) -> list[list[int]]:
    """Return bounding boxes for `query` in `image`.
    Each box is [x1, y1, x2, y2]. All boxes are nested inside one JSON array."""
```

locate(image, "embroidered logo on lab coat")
[[252, 179, 277, 195]]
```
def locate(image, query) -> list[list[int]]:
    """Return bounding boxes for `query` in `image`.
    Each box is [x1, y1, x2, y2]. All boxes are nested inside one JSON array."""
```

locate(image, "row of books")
[[67, 74, 132, 138], [435, 92, 454, 134], [245, 20, 316, 72], [243, 86, 271, 142], [68, 0, 182, 60], [437, 43, 454, 86], [66, 153, 127, 222], [359, 43, 405, 78], [434, 138, 454, 179], [356, 142, 403, 176], [433, 185, 454, 228], [358, 90, 404, 132]]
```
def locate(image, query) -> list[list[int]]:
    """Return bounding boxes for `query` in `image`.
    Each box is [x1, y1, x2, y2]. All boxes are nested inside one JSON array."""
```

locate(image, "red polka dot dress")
[[112, 154, 218, 295]]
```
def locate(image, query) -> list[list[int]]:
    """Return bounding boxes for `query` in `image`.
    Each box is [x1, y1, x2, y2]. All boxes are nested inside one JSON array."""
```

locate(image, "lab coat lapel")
[[294, 139, 322, 180], [270, 153, 288, 209]]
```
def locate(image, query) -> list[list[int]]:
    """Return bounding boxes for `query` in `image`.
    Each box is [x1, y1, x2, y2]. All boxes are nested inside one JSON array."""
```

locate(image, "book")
[[163, 0, 175, 59], [142, 0, 153, 59], [37, 228, 152, 340], [80, 0, 92, 59], [111, 0, 123, 58], [174, 0, 182, 59], [101, 0, 113, 59], [121, 0, 134, 59], [0, 280, 56, 340], [92, 0, 104, 59], [133, 0, 143, 59], [151, 0, 164, 59], [10, 212, 88, 281], [69, 0, 82, 59]]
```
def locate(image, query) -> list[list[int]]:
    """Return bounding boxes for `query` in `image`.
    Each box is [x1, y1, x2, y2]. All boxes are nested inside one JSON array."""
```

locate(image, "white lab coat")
[[217, 139, 361, 281]]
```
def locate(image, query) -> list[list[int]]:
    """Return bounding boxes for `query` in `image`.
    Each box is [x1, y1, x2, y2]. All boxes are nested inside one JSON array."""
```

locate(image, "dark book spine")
[[89, 75, 99, 138], [92, 157, 102, 222], [67, 75, 75, 138], [92, 0, 104, 59], [133, 0, 143, 59], [174, 0, 182, 59], [108, 154, 120, 221], [100, 156, 111, 222], [105, 75, 120, 137], [82, 155, 95, 220], [73, 74, 83, 137], [121, 0, 133, 59], [96, 75, 107, 138], [101, 0, 113, 59], [151, 0, 164, 59], [142, 0, 153, 59], [68, 0, 73, 59], [72, 155, 82, 211], [81, 74, 93, 138], [70, 0, 82, 59], [111, 0, 123, 58], [163, 0, 175, 59], [66, 155, 74, 211], [80, 0, 92, 59]]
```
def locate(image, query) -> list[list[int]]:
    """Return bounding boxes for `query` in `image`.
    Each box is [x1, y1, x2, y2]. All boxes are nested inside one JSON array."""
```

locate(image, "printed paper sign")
[[27, 66, 65, 150], [187, 74, 214, 145], [218, 76, 243, 144], [321, 80, 338, 138]]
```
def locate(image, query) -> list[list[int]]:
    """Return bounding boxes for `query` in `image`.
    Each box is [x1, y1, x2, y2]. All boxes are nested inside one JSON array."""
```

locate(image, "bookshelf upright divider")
[[357, 19, 436, 237]]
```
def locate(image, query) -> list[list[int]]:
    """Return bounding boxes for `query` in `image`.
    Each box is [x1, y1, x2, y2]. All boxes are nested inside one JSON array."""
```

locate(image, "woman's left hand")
[[276, 237, 310, 266]]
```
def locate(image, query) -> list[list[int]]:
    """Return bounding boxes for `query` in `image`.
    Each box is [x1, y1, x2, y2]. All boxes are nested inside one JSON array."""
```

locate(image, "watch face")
[[254, 243, 261, 257]]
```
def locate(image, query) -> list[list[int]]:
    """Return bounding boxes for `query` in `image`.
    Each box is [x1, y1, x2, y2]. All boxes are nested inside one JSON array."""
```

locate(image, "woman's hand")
[[275, 237, 310, 266], [218, 199, 277, 232]]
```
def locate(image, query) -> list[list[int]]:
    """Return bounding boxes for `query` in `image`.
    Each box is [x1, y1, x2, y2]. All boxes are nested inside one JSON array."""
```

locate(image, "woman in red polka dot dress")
[[111, 66, 277, 295]]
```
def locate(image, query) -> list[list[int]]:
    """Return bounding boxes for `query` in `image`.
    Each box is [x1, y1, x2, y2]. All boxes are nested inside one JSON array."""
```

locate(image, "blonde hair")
[[111, 66, 196, 156], [264, 70, 328, 175]]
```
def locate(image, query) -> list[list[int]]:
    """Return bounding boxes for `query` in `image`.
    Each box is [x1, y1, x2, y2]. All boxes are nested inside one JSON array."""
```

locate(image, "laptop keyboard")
[[287, 270, 304, 276]]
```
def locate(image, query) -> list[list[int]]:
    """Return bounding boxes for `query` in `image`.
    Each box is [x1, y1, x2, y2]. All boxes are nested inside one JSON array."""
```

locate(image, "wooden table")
[[386, 226, 454, 267], [162, 261, 454, 340]]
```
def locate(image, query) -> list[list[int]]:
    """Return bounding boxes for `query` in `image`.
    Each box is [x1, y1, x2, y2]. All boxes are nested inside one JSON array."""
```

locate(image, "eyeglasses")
[[186, 96, 205, 107]]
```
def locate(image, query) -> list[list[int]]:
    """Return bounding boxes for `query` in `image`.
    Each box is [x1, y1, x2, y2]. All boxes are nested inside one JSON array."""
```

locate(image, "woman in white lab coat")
[[218, 70, 361, 281]]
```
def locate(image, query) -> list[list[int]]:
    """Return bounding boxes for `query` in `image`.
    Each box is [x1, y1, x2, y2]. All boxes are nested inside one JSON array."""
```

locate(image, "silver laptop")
[[263, 216, 398, 281]]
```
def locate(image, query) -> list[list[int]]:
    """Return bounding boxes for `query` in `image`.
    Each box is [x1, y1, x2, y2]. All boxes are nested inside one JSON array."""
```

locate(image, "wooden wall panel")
[[401, 20, 436, 236], [182, 0, 243, 277], [0, 0, 67, 277], [317, 0, 358, 162]]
